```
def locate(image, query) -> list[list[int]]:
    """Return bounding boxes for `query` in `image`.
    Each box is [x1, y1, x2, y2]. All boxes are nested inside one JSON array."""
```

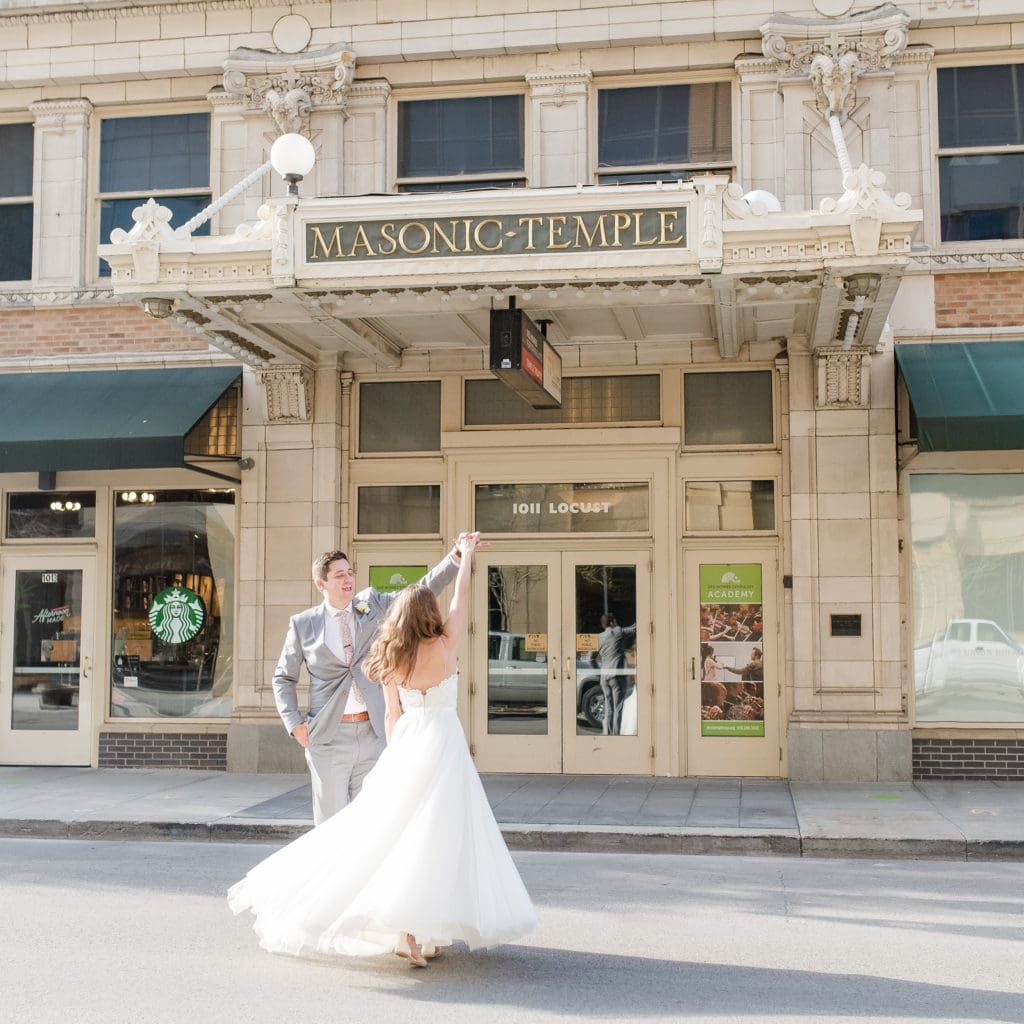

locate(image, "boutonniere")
[[354, 600, 370, 616]]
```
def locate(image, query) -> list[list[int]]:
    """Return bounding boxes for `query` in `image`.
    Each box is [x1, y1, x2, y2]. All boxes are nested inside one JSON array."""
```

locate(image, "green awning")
[[0, 366, 241, 473], [896, 342, 1024, 452]]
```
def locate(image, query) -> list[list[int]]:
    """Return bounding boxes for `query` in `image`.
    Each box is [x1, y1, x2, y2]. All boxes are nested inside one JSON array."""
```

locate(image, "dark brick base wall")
[[913, 738, 1024, 779], [98, 732, 227, 770]]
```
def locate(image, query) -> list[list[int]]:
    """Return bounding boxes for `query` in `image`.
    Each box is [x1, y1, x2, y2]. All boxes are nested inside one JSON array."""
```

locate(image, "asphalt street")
[[2, 838, 1023, 1024]]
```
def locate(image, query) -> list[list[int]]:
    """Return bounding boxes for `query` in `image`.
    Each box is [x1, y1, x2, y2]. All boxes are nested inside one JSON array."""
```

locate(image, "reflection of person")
[[230, 532, 537, 967], [593, 613, 637, 736], [271, 544, 462, 824]]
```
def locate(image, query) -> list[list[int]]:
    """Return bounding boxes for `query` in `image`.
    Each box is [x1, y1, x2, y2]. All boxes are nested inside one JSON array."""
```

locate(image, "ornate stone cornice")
[[0, 287, 116, 309], [0, 0, 295, 27], [346, 80, 392, 104], [762, 3, 910, 115], [223, 41, 356, 135], [29, 96, 92, 132]]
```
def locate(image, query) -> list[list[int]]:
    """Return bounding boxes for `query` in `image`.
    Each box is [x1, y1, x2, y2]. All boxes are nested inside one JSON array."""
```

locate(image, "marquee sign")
[[305, 206, 687, 263]]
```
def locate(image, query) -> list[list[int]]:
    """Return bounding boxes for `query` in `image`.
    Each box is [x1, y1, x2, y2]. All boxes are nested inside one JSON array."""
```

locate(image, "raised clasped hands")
[[455, 531, 482, 558]]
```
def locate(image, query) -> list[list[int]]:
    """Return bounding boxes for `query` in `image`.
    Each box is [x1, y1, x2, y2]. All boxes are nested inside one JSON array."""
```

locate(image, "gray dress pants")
[[305, 719, 386, 824]]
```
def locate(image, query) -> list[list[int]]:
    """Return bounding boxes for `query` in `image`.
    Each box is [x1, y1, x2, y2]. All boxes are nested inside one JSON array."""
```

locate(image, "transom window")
[[97, 113, 211, 275], [0, 123, 34, 282], [683, 371, 774, 447], [937, 65, 1024, 242], [597, 83, 732, 185], [397, 96, 525, 192]]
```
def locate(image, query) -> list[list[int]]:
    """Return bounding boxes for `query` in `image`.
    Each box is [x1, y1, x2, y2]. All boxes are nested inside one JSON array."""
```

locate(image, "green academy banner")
[[369, 565, 427, 593], [699, 563, 766, 738]]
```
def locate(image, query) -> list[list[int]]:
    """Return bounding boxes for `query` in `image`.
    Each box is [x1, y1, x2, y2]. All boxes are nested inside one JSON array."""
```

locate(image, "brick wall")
[[0, 305, 206, 359], [912, 738, 1024, 779], [98, 732, 227, 770], [934, 272, 1024, 329]]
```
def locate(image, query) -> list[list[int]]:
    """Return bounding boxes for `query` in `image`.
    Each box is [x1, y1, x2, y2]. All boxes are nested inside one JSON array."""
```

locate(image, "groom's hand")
[[291, 722, 309, 748]]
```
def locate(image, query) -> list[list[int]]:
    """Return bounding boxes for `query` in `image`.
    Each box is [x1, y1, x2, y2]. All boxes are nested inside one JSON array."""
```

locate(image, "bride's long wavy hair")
[[362, 584, 444, 685]]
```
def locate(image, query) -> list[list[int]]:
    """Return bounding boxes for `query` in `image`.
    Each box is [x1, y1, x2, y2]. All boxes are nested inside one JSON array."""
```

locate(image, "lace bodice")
[[398, 671, 458, 711]]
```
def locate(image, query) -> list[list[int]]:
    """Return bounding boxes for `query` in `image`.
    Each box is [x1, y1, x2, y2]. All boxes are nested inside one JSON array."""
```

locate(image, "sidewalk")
[[1, 765, 1023, 860]]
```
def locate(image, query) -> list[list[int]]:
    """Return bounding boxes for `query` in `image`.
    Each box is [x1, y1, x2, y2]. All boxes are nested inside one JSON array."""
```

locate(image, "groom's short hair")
[[312, 550, 349, 582]]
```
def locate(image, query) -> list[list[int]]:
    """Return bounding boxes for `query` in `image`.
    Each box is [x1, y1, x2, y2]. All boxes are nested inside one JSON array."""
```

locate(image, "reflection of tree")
[[488, 566, 546, 632], [576, 565, 635, 619]]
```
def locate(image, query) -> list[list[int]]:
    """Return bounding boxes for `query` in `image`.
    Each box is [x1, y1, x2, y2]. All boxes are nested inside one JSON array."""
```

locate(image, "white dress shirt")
[[323, 600, 367, 716]]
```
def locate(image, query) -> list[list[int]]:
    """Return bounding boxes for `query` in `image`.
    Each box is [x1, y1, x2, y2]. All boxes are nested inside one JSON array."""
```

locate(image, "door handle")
[[81, 656, 91, 679], [565, 656, 573, 679]]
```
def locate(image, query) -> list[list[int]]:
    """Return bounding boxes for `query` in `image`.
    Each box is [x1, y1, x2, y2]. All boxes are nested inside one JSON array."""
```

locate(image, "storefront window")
[[357, 485, 441, 535], [683, 371, 774, 446], [359, 381, 441, 453], [111, 489, 235, 719], [6, 492, 96, 539], [911, 474, 1024, 722]]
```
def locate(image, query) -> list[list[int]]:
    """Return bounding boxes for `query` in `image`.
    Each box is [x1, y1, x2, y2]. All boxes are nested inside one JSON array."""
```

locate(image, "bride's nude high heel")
[[395, 932, 427, 967]]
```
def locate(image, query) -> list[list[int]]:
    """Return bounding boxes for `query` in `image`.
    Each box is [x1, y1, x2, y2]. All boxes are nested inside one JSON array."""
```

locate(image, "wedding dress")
[[228, 672, 537, 957]]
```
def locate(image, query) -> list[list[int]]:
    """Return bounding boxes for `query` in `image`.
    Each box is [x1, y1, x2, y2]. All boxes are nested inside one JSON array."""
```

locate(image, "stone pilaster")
[[343, 81, 391, 196], [29, 98, 92, 287], [525, 68, 592, 188]]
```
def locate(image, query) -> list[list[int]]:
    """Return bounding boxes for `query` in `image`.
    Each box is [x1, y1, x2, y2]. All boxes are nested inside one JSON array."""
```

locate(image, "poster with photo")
[[699, 563, 765, 737]]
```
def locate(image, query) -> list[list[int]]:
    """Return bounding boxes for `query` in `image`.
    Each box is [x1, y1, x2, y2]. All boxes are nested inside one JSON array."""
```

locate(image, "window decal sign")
[[699, 564, 766, 737], [369, 566, 428, 593], [148, 587, 205, 644]]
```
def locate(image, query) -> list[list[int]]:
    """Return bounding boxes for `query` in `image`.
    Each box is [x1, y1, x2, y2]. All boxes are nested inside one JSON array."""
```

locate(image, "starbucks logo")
[[149, 587, 205, 644]]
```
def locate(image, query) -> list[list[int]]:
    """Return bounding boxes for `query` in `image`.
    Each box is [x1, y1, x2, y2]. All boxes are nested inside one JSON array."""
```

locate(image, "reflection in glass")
[[111, 490, 235, 719], [10, 569, 83, 731], [685, 481, 775, 532], [911, 474, 1024, 722], [6, 492, 97, 539], [574, 565, 638, 737], [486, 565, 548, 735]]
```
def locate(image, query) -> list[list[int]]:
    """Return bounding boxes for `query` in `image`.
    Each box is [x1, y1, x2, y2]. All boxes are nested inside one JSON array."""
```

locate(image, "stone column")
[[525, 69, 592, 188], [29, 98, 93, 286]]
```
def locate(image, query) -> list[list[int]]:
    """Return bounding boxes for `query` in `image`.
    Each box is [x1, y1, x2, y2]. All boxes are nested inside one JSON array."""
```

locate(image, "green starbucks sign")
[[148, 587, 205, 643]]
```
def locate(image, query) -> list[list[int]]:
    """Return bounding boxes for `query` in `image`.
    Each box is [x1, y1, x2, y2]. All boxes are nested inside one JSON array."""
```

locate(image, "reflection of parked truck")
[[916, 619, 1024, 693], [486, 630, 635, 728]]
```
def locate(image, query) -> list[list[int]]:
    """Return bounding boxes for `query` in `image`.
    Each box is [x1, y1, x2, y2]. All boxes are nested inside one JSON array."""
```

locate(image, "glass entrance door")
[[0, 555, 95, 765], [683, 547, 782, 777], [471, 550, 651, 774]]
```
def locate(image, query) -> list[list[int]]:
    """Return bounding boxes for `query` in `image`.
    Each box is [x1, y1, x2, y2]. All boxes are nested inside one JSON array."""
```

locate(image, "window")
[[910, 473, 1024, 723], [683, 371, 774, 446], [6, 492, 96, 539], [937, 65, 1024, 241], [357, 485, 441, 535], [111, 489, 235, 719], [0, 123, 34, 282], [97, 113, 211, 275], [397, 96, 525, 192], [358, 381, 441, 453], [598, 83, 732, 184], [465, 375, 660, 426], [685, 481, 775, 532]]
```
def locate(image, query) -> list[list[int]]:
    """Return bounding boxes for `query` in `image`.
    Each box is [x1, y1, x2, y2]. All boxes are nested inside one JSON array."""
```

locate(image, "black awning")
[[895, 341, 1024, 452], [0, 366, 242, 473]]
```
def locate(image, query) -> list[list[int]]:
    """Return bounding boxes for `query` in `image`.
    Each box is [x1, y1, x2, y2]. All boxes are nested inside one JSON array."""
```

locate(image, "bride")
[[228, 531, 536, 966]]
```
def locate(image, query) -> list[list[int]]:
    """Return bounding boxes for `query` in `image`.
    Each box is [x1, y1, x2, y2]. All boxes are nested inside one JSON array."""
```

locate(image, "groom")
[[272, 544, 463, 824]]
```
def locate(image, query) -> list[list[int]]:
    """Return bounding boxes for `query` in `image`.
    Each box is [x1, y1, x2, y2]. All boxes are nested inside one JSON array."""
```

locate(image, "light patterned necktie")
[[340, 609, 364, 703]]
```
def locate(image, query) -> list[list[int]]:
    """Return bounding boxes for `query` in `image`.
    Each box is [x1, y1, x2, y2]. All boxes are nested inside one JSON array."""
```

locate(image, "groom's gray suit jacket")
[[271, 554, 460, 745]]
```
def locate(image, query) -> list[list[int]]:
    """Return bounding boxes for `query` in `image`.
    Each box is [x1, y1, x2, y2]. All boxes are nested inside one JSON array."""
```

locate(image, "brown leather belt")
[[340, 712, 370, 722]]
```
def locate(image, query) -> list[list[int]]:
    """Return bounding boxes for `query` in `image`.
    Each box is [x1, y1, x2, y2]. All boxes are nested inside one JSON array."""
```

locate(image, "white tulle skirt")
[[228, 705, 537, 957]]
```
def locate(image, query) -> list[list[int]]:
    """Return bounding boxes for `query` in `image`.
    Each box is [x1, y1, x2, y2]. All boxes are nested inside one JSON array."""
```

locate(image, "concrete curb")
[[5, 817, 1020, 861]]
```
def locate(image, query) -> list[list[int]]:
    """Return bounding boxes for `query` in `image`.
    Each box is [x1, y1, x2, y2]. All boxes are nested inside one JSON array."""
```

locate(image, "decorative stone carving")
[[29, 97, 93, 134], [108, 198, 176, 245], [525, 68, 593, 107], [819, 165, 913, 256], [259, 365, 314, 422], [223, 42, 357, 135], [762, 3, 910, 115], [816, 348, 871, 408]]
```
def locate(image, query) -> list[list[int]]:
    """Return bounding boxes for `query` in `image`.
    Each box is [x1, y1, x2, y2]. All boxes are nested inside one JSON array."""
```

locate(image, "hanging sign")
[[489, 308, 562, 409]]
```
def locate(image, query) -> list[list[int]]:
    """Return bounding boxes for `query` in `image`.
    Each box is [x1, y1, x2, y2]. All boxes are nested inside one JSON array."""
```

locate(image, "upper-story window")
[[396, 96, 525, 192], [97, 113, 211, 276], [0, 123, 34, 283], [938, 65, 1024, 242], [597, 83, 732, 184]]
